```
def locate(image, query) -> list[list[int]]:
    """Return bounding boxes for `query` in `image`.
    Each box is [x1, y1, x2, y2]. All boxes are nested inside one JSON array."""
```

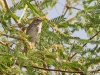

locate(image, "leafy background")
[[0, 0, 100, 75]]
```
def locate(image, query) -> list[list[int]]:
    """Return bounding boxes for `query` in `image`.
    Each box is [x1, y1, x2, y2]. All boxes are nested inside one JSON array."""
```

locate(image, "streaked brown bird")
[[26, 18, 42, 44], [23, 18, 42, 53]]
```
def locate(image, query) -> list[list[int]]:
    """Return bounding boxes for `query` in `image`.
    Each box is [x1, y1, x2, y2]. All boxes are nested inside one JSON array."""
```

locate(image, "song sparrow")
[[26, 18, 42, 45]]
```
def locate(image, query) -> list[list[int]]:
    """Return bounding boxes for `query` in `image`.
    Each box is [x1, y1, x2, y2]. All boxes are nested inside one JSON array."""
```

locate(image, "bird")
[[23, 18, 42, 53], [26, 17, 42, 44]]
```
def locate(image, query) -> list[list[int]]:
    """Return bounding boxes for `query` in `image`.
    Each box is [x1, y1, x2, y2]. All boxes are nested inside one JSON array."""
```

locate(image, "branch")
[[1, 33, 32, 49], [62, 8, 68, 16], [69, 30, 100, 61], [91, 69, 100, 73], [1, 34, 22, 40], [82, 30, 100, 47], [33, 66, 83, 73], [0, 41, 14, 50], [23, 65, 100, 74], [66, 5, 81, 10], [3, 0, 23, 28], [62, 5, 81, 16], [30, 66, 84, 74], [3, 0, 9, 10], [62, 4, 68, 16]]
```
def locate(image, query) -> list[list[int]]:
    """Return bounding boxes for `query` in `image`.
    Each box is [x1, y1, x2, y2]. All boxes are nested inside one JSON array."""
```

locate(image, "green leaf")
[[26, 2, 40, 15], [49, 15, 65, 24], [16, 52, 28, 60]]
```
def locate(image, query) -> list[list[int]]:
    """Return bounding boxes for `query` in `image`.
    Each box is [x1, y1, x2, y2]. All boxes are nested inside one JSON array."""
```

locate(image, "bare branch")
[[32, 66, 83, 73], [23, 65, 100, 74], [69, 30, 100, 61], [62, 5, 81, 16], [62, 8, 68, 16], [66, 5, 81, 10], [28, 66, 84, 74]]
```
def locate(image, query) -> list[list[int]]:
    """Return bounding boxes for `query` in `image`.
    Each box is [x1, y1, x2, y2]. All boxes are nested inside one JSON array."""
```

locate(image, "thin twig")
[[62, 6, 68, 16], [69, 30, 100, 61], [1, 34, 22, 40], [66, 5, 81, 10], [34, 0, 39, 7], [0, 41, 14, 50], [62, 5, 81, 16], [31, 66, 84, 74], [55, 6, 61, 15], [34, 0, 43, 13], [1, 33, 32, 49], [58, 2, 64, 6]]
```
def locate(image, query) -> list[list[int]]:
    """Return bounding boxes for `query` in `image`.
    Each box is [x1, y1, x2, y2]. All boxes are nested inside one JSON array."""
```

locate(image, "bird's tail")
[[22, 42, 35, 53]]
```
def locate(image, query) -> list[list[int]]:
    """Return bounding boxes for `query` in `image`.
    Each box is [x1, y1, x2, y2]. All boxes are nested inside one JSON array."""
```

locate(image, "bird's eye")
[[34, 18, 42, 21], [36, 18, 39, 20]]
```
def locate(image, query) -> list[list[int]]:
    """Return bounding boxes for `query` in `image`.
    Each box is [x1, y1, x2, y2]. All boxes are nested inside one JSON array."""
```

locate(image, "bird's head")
[[33, 18, 43, 23]]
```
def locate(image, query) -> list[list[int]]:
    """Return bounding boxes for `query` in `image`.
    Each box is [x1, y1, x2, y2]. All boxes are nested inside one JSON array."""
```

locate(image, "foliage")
[[0, 0, 100, 75]]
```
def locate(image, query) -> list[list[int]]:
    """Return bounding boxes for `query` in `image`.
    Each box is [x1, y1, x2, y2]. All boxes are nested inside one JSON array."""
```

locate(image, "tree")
[[0, 0, 100, 75]]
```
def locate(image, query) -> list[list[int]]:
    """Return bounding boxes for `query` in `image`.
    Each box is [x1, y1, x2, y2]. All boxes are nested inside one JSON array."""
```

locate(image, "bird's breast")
[[27, 22, 42, 36]]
